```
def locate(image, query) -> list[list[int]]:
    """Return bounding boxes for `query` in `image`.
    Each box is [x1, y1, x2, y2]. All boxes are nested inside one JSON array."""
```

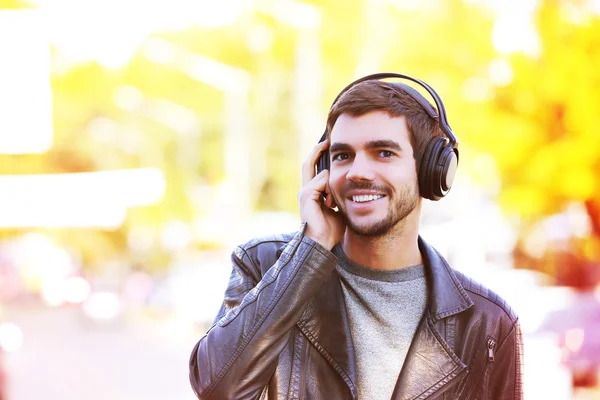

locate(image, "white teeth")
[[352, 195, 384, 203]]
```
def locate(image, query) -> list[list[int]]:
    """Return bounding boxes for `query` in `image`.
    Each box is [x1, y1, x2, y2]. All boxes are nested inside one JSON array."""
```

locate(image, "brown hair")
[[326, 80, 444, 169]]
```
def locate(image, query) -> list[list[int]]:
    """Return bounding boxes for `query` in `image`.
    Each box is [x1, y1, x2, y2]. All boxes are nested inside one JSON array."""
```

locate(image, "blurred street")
[[3, 300, 600, 399], [3, 302, 198, 400]]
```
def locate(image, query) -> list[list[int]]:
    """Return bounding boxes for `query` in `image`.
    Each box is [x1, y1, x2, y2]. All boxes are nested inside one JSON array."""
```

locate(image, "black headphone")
[[316, 72, 459, 201]]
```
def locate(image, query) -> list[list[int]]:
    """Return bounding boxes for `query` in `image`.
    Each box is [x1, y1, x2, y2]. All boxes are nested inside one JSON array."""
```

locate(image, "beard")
[[332, 180, 419, 238]]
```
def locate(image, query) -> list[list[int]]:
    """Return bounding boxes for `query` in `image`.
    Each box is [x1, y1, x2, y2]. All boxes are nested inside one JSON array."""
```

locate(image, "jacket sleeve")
[[487, 319, 524, 400], [189, 227, 338, 400]]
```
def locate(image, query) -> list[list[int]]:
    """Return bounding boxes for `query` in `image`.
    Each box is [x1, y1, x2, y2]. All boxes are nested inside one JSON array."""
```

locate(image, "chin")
[[347, 219, 396, 238]]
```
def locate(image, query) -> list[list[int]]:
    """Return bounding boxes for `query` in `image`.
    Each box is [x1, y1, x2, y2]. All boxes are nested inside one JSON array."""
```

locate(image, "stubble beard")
[[333, 181, 419, 238]]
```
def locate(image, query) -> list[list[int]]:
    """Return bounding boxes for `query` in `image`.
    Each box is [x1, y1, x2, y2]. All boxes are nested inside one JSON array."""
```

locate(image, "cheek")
[[381, 168, 418, 190], [392, 159, 418, 179], [328, 168, 345, 188]]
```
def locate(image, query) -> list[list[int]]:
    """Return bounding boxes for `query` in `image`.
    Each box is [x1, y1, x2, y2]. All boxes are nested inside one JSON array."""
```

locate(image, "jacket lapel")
[[297, 270, 358, 399], [392, 315, 467, 399], [391, 238, 474, 399]]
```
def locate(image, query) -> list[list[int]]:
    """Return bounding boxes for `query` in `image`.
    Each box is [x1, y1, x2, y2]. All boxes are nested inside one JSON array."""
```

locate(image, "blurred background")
[[0, 0, 599, 399]]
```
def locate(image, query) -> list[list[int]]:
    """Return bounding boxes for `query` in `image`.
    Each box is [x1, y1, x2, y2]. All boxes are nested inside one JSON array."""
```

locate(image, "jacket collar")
[[418, 236, 474, 321], [298, 235, 473, 399]]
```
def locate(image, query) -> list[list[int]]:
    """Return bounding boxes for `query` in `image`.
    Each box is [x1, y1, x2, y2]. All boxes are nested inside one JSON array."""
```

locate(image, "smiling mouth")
[[351, 195, 385, 203]]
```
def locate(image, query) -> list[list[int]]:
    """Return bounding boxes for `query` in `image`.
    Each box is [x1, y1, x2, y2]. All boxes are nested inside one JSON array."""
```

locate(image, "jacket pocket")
[[462, 336, 497, 400]]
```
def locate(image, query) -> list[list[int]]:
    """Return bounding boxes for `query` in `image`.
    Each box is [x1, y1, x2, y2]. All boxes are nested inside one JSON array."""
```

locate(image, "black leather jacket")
[[189, 225, 524, 399]]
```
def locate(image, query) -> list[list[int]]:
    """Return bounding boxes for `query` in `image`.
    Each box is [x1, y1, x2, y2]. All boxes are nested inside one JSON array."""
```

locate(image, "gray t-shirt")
[[333, 244, 428, 400]]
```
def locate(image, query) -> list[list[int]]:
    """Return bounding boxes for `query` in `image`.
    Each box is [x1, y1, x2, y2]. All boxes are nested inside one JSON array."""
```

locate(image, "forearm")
[[189, 232, 337, 399]]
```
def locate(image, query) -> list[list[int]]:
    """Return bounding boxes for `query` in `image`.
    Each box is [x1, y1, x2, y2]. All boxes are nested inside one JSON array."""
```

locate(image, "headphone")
[[316, 72, 459, 201]]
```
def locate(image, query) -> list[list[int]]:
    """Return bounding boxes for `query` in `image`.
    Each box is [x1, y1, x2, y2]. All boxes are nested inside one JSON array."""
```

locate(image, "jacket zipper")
[[298, 341, 310, 400], [463, 338, 496, 400], [487, 338, 496, 362]]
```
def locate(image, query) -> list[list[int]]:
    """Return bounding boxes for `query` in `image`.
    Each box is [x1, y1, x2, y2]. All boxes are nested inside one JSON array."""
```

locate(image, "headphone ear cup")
[[419, 137, 458, 201], [316, 131, 329, 174], [317, 149, 330, 173], [418, 137, 445, 200], [432, 145, 458, 199]]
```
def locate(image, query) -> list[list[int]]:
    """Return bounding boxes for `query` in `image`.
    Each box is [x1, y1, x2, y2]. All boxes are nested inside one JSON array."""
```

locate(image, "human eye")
[[332, 153, 350, 162], [379, 150, 395, 158]]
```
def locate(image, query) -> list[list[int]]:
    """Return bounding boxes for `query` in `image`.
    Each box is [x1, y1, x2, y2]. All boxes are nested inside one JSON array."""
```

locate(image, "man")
[[189, 74, 523, 399]]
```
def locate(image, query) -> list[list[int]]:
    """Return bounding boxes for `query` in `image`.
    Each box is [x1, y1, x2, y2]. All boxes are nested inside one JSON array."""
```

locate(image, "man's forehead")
[[329, 111, 410, 144]]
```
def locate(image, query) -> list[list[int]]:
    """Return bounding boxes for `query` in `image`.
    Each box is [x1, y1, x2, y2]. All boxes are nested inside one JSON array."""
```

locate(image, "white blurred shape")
[[28, 0, 251, 70], [591, 0, 600, 15], [270, 1, 321, 29], [462, 77, 494, 102], [564, 327, 585, 352], [168, 252, 231, 327], [471, 153, 501, 193], [247, 25, 274, 53], [128, 226, 156, 252], [524, 225, 548, 258], [0, 169, 165, 228], [42, 0, 152, 69], [0, 322, 24, 353], [41, 279, 66, 307], [492, 14, 540, 57], [391, 0, 421, 11], [63, 277, 92, 304], [161, 221, 192, 251], [141, 37, 176, 64], [143, 98, 200, 135], [487, 0, 538, 15], [17, 234, 77, 296], [87, 117, 118, 142], [0, 9, 53, 154], [123, 272, 154, 303], [193, 0, 250, 28], [488, 59, 514, 86], [0, 202, 126, 229], [565, 202, 591, 238], [185, 54, 251, 94], [524, 203, 592, 258], [523, 333, 572, 400], [113, 85, 144, 111], [82, 292, 122, 320]]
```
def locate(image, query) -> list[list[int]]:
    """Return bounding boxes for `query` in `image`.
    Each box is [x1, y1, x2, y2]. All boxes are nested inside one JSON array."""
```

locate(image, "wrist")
[[304, 227, 335, 251]]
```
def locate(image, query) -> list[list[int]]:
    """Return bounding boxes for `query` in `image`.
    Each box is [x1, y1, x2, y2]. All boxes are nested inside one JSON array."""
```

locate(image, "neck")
[[340, 206, 423, 271]]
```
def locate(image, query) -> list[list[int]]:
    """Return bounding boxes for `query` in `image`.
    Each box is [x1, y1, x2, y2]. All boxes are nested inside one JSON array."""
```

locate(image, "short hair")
[[326, 80, 445, 169]]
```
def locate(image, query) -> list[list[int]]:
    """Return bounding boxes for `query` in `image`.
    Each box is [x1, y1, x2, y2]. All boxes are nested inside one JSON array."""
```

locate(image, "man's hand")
[[298, 140, 345, 250]]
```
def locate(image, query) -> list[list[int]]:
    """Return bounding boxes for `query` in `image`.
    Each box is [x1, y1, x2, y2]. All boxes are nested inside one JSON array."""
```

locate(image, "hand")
[[298, 140, 346, 250]]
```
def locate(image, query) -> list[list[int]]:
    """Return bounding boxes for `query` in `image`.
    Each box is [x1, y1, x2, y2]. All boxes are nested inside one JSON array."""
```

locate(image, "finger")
[[301, 170, 328, 201], [327, 194, 338, 210], [324, 193, 333, 208], [302, 140, 329, 185], [324, 182, 337, 209], [302, 140, 329, 186]]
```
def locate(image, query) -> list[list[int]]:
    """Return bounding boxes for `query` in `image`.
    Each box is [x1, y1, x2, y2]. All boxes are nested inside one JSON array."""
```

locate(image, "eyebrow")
[[329, 139, 402, 154]]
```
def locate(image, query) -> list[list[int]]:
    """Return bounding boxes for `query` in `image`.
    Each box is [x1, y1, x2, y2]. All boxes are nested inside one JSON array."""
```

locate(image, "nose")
[[346, 154, 375, 182]]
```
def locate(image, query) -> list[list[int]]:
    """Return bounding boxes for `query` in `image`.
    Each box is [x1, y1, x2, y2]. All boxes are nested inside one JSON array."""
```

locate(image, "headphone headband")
[[327, 72, 458, 148]]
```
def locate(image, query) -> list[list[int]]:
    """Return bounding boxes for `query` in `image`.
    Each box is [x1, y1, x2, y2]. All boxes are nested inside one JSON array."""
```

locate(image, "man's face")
[[328, 111, 420, 237]]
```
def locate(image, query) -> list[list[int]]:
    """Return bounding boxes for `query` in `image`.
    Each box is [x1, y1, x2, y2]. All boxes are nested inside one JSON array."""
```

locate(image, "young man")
[[189, 75, 523, 399]]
